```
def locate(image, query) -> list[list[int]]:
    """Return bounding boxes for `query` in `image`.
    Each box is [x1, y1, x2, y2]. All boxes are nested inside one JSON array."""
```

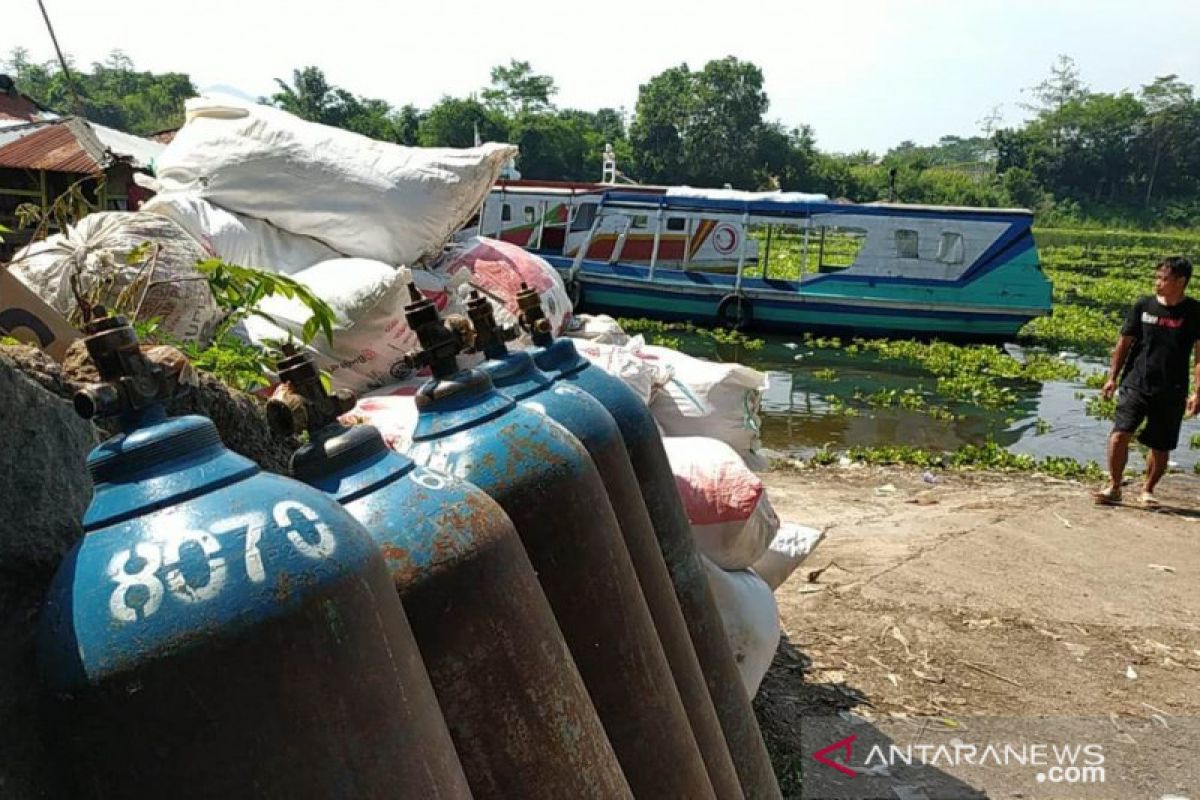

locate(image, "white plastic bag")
[[702, 558, 779, 698], [662, 436, 779, 570], [431, 236, 572, 336], [752, 524, 826, 591], [9, 212, 220, 344], [642, 345, 767, 468], [573, 336, 671, 405], [141, 193, 341, 275], [153, 95, 517, 265], [245, 260, 455, 394], [564, 314, 630, 346]]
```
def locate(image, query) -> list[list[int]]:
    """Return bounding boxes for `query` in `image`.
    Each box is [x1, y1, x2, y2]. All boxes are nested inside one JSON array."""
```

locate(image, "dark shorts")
[[1113, 387, 1187, 451]]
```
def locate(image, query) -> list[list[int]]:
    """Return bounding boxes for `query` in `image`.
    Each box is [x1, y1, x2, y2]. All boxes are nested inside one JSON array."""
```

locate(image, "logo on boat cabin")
[[712, 224, 739, 255], [1141, 311, 1185, 328]]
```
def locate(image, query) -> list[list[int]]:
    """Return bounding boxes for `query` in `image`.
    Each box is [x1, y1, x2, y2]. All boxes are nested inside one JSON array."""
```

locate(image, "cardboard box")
[[0, 266, 80, 361]]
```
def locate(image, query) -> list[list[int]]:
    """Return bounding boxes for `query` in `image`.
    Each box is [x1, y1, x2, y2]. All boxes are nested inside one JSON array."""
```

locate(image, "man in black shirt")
[[1096, 256, 1200, 506]]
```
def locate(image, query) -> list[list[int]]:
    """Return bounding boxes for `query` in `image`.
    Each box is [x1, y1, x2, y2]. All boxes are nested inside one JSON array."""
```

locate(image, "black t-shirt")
[[1119, 295, 1200, 395]]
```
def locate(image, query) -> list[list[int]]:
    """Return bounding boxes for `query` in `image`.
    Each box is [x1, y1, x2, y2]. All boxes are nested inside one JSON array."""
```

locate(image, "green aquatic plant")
[[1084, 394, 1118, 420], [808, 441, 1103, 480]]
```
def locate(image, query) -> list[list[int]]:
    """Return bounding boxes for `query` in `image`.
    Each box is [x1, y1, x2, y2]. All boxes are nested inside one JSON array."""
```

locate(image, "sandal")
[[1139, 491, 1161, 508], [1093, 486, 1122, 505]]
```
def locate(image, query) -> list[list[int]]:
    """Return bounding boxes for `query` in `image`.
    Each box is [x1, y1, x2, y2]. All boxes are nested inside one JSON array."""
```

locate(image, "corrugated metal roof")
[[0, 120, 49, 149], [0, 92, 51, 123], [0, 119, 105, 174]]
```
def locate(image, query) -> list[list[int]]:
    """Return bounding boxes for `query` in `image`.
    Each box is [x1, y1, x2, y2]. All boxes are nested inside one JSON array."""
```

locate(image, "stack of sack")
[[9, 95, 574, 396], [564, 317, 825, 697]]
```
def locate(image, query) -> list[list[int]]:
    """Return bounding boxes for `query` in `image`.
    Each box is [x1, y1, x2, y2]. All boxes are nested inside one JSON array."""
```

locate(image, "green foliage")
[[614, 316, 763, 357], [822, 395, 857, 417], [482, 60, 557, 116], [812, 368, 838, 381], [131, 261, 337, 392], [1035, 418, 1052, 435], [803, 441, 1104, 480], [418, 96, 508, 148], [630, 57, 770, 188], [4, 48, 194, 134], [853, 387, 926, 410], [270, 66, 419, 144], [1084, 394, 1118, 420], [177, 333, 277, 392], [196, 259, 335, 345]]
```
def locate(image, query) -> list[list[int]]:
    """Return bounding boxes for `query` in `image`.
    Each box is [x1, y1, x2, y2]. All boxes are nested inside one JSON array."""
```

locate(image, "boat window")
[[570, 202, 597, 232], [501, 203, 512, 222], [523, 206, 536, 224], [937, 232, 965, 264], [895, 229, 919, 259], [742, 223, 802, 282], [818, 226, 867, 272], [666, 217, 686, 231], [631, 215, 649, 229]]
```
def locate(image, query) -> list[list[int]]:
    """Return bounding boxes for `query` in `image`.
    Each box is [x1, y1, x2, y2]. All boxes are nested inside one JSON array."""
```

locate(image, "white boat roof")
[[666, 186, 830, 203]]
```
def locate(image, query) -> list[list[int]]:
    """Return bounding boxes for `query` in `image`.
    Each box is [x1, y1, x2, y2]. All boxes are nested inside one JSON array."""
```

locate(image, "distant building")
[[0, 74, 164, 258]]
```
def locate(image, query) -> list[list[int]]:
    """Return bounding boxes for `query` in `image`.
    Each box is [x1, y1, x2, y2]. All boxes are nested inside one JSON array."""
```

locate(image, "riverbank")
[[753, 464, 1200, 798]]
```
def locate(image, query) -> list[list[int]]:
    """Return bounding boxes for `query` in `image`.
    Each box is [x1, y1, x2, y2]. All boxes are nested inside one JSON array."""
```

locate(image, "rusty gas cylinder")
[[36, 310, 471, 799], [401, 287, 717, 799], [269, 345, 630, 799], [468, 291, 743, 799], [521, 288, 783, 800]]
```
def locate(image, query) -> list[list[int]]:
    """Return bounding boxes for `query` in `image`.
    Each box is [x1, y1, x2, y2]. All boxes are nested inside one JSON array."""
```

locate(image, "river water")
[[674, 333, 1200, 472]]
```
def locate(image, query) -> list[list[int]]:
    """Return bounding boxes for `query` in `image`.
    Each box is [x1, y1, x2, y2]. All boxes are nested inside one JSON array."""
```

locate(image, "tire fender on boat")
[[716, 293, 753, 331]]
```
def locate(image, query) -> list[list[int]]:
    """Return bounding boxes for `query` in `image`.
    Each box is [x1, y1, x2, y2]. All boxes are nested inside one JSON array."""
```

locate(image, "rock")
[[0, 346, 96, 800], [0, 348, 96, 568]]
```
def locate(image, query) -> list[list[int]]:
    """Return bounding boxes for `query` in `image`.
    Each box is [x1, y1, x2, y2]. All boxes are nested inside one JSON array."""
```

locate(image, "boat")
[[467, 171, 1052, 340]]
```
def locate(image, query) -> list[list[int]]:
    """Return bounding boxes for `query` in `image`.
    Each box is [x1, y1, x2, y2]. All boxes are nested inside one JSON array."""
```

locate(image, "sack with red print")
[[662, 435, 779, 570], [432, 236, 572, 336]]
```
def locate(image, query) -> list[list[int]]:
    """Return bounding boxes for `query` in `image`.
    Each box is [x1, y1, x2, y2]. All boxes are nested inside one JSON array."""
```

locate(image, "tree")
[[1139, 75, 1197, 206], [482, 60, 557, 116], [755, 123, 818, 190], [1022, 54, 1087, 117], [3, 48, 195, 133], [629, 64, 692, 184], [270, 66, 419, 144], [417, 96, 507, 148], [630, 57, 769, 189]]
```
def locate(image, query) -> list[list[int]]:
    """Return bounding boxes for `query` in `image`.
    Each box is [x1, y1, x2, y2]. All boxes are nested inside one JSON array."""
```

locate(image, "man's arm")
[[1101, 335, 1136, 400]]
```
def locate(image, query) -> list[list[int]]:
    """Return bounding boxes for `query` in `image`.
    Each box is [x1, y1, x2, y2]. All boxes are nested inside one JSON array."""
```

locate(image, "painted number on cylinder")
[[409, 468, 448, 491], [107, 501, 336, 622]]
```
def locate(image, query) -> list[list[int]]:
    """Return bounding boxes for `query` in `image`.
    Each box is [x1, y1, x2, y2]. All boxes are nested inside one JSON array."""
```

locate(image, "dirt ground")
[[753, 465, 1200, 800]]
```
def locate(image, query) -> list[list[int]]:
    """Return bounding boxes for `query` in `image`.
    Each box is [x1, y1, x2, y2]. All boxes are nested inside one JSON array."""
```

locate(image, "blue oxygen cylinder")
[[467, 292, 743, 799], [37, 310, 471, 799], [400, 286, 715, 799], [268, 346, 630, 800], [518, 288, 783, 800]]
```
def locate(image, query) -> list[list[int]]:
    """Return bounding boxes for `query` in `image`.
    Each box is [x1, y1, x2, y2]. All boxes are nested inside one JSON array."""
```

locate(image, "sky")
[[4, 0, 1199, 155]]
